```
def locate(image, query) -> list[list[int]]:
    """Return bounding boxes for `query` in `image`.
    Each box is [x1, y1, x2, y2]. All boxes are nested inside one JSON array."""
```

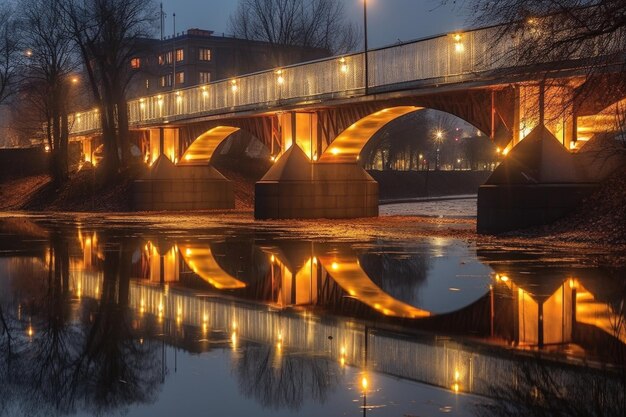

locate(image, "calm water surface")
[[0, 213, 624, 417]]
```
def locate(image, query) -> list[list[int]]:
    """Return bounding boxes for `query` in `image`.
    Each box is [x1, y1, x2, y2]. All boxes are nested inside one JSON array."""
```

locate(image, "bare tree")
[[64, 0, 157, 179], [0, 3, 19, 106], [20, 0, 79, 183], [229, 0, 358, 62]]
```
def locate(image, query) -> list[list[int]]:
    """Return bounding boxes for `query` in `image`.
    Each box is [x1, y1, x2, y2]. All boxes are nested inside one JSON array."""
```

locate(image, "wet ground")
[[0, 200, 624, 417]]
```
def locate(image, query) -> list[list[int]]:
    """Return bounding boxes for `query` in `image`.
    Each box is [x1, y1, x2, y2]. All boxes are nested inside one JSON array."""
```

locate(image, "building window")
[[160, 74, 172, 87], [159, 52, 172, 65], [145, 79, 150, 89], [175, 48, 184, 62], [198, 48, 211, 61], [130, 57, 141, 68], [199, 71, 211, 83], [175, 71, 184, 85]]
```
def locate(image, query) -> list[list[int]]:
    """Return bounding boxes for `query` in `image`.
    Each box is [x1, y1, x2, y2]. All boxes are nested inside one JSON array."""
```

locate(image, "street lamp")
[[433, 129, 445, 170], [363, 0, 368, 95]]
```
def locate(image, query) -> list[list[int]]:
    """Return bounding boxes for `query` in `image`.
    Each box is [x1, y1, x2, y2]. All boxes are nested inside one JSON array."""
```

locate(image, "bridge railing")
[[69, 21, 615, 136]]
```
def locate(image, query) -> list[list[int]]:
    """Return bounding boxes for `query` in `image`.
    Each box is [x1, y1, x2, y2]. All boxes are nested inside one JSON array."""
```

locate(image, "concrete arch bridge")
[[68, 21, 626, 231]]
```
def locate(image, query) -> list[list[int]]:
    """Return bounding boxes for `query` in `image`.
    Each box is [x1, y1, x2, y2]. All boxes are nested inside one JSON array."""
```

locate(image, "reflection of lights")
[[232, 321, 238, 330], [452, 383, 460, 393], [361, 376, 368, 390], [454, 370, 460, 381], [340, 346, 346, 355], [340, 357, 345, 366], [27, 326, 34, 338], [231, 332, 238, 347]]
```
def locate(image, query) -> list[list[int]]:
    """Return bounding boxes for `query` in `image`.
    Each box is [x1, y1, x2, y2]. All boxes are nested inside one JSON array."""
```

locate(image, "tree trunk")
[[116, 96, 131, 167]]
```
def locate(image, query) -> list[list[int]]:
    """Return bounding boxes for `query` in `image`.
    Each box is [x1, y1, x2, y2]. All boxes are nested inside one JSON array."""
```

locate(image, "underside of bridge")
[[116, 78, 626, 227]]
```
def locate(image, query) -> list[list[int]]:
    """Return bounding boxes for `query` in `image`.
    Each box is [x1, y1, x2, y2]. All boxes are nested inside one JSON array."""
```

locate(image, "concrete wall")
[[255, 180, 378, 219], [477, 184, 598, 234], [133, 179, 234, 211], [369, 170, 491, 200], [0, 148, 48, 179]]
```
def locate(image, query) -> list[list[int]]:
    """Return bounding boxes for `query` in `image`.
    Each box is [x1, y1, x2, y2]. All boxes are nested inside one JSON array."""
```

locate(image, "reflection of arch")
[[178, 126, 240, 165], [316, 253, 430, 319], [178, 244, 246, 289], [318, 106, 422, 163]]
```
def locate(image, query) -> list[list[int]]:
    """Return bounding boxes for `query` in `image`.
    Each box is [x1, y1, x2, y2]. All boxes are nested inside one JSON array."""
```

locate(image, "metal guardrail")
[[68, 22, 615, 136]]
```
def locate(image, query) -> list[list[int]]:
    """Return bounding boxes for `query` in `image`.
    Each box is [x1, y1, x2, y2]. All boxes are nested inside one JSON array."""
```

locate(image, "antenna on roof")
[[160, 3, 165, 41]]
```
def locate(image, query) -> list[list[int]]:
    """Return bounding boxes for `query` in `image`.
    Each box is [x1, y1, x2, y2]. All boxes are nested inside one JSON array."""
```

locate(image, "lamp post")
[[433, 129, 444, 171], [363, 0, 368, 95], [172, 12, 176, 92]]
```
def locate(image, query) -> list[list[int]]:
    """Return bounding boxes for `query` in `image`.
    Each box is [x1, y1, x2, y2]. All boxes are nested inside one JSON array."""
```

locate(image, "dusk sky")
[[158, 0, 471, 49]]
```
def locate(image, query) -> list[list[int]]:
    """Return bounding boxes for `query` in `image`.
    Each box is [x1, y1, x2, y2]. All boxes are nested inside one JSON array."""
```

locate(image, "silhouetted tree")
[[20, 0, 79, 183], [229, 0, 358, 61], [0, 3, 19, 105], [64, 0, 157, 180]]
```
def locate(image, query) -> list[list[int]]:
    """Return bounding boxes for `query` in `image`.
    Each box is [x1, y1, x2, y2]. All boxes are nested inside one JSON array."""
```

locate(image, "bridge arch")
[[178, 126, 241, 165], [317, 105, 487, 164]]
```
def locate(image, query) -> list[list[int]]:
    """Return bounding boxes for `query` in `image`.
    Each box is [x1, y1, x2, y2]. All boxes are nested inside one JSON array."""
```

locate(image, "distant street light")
[[433, 129, 445, 170]]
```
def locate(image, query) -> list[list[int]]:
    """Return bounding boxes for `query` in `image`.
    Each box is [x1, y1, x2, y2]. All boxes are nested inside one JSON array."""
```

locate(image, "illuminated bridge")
[[69, 20, 626, 230]]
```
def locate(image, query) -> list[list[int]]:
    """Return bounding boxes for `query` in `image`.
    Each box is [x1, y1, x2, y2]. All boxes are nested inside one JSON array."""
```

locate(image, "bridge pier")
[[255, 145, 378, 219], [133, 155, 234, 211], [477, 125, 623, 233]]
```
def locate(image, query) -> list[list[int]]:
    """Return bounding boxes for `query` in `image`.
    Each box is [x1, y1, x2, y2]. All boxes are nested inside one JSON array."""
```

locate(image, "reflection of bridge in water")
[[69, 235, 625, 398]]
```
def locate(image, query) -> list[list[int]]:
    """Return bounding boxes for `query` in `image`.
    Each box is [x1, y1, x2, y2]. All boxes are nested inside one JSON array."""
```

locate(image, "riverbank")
[[1, 167, 624, 260]]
